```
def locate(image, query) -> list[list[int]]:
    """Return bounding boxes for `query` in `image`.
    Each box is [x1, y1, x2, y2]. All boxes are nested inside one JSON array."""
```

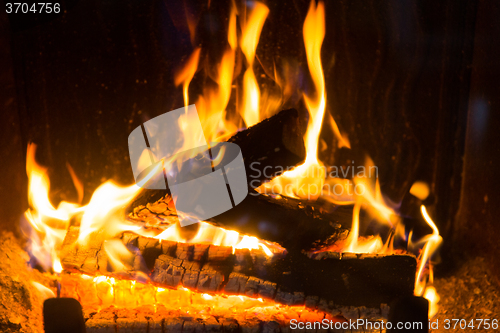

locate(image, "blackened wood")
[[126, 108, 305, 211], [226, 108, 305, 183], [127, 191, 353, 253], [207, 190, 352, 251], [61, 226, 416, 308], [150, 252, 416, 308]]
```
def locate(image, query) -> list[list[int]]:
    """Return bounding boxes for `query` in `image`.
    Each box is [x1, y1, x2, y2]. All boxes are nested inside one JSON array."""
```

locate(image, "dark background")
[[0, 0, 498, 281]]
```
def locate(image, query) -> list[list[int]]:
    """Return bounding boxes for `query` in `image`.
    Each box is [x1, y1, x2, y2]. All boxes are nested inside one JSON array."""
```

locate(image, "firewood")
[[206, 190, 354, 251], [61, 226, 417, 309], [72, 283, 391, 332], [125, 191, 353, 252], [126, 108, 306, 212]]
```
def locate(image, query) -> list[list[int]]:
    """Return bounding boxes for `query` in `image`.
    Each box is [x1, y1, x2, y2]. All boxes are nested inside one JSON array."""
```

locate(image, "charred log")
[[126, 191, 354, 252], [61, 226, 417, 309], [127, 108, 306, 211], [207, 190, 354, 251]]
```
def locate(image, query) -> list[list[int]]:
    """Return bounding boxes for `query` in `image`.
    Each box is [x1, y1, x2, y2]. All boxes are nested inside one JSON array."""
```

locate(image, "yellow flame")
[[192, 6, 239, 143], [175, 47, 201, 108], [256, 0, 347, 201], [424, 285, 440, 318], [412, 205, 442, 317], [31, 281, 56, 301], [327, 158, 403, 254], [240, 2, 269, 127], [154, 221, 279, 257], [24, 144, 81, 271]]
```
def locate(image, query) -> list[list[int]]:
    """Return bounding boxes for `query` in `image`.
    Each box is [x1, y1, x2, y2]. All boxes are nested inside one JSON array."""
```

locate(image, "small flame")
[[412, 205, 442, 317], [31, 281, 56, 301], [337, 158, 403, 254], [53, 258, 63, 274], [175, 47, 201, 108], [424, 285, 440, 318]]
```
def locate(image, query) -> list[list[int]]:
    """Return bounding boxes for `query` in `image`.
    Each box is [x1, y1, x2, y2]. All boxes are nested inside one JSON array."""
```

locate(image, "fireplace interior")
[[1, 0, 500, 332]]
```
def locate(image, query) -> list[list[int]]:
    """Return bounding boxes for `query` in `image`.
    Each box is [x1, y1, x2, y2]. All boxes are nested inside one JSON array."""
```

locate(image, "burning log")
[[127, 108, 306, 210], [127, 191, 353, 252], [60, 226, 417, 309], [207, 190, 354, 251]]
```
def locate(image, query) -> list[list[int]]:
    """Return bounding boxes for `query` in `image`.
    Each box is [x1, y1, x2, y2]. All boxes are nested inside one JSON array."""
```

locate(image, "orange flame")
[[257, 0, 348, 200], [240, 2, 269, 127], [175, 47, 201, 108], [190, 6, 239, 143], [412, 205, 442, 317], [24, 143, 81, 271], [154, 221, 280, 257]]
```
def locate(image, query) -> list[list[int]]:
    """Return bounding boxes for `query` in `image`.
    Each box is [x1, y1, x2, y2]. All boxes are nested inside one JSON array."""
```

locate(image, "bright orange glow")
[[410, 181, 430, 201], [62, 273, 325, 317], [31, 281, 56, 301]]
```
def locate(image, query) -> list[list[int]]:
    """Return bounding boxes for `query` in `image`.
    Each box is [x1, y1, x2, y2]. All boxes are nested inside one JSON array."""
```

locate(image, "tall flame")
[[240, 2, 269, 127], [174, 47, 201, 108], [257, 0, 349, 200], [24, 144, 81, 271]]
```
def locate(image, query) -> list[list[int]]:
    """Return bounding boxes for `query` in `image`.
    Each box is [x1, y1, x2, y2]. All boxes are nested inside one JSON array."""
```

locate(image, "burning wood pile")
[[19, 0, 443, 332]]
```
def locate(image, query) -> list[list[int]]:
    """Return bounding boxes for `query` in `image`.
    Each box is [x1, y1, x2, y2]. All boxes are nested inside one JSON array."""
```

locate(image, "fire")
[[257, 0, 349, 200], [184, 7, 239, 143], [174, 47, 201, 108], [240, 2, 269, 127], [22, 0, 446, 322], [24, 143, 81, 271], [154, 221, 280, 256], [62, 273, 332, 324], [412, 205, 442, 317]]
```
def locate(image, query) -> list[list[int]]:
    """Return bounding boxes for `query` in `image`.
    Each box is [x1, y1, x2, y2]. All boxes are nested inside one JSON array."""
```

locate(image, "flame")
[[412, 205, 442, 317], [319, 158, 403, 254], [175, 47, 201, 108], [239, 2, 269, 127], [31, 281, 56, 301], [189, 6, 239, 143], [24, 144, 81, 271], [154, 221, 280, 257], [257, 0, 348, 201], [24, 1, 446, 318]]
